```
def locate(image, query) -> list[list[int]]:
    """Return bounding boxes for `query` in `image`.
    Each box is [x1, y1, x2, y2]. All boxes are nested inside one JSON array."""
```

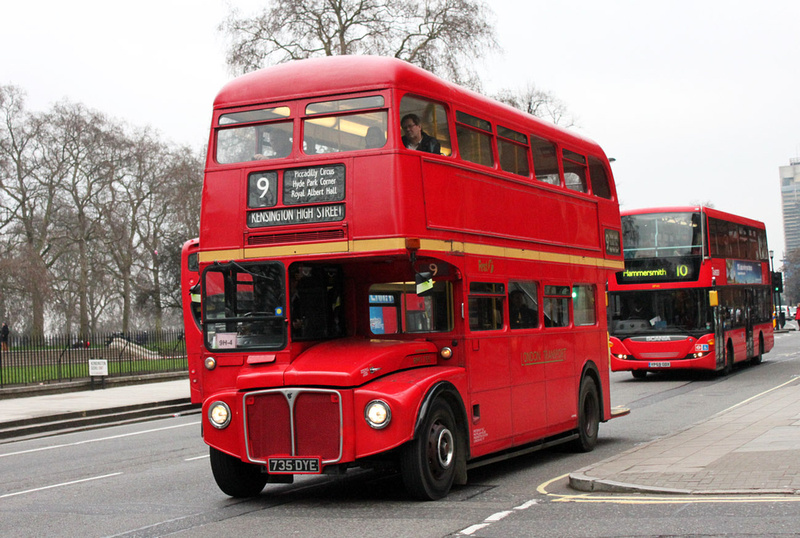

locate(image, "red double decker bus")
[[609, 206, 774, 378], [182, 55, 627, 500]]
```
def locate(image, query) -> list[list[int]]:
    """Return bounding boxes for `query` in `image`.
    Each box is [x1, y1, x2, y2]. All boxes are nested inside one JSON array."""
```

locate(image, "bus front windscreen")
[[622, 212, 703, 259], [609, 289, 714, 337]]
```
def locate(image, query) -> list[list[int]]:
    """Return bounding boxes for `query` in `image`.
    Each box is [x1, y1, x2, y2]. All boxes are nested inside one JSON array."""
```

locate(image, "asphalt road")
[[1, 330, 799, 537]]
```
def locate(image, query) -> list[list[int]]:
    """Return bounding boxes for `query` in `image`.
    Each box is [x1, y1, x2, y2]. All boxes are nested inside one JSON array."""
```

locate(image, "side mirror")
[[415, 271, 434, 296]]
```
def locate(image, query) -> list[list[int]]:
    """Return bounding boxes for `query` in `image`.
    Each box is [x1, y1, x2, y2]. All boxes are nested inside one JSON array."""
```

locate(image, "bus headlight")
[[204, 356, 217, 370], [365, 400, 391, 429], [208, 401, 231, 429]]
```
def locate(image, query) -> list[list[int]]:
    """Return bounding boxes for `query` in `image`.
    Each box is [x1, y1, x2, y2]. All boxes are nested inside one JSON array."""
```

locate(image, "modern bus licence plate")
[[268, 457, 321, 474], [648, 362, 671, 368]]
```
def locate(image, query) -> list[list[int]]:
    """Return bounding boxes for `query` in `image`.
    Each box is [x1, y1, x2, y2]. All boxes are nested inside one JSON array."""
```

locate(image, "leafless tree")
[[0, 85, 57, 338], [492, 84, 578, 128], [220, 0, 499, 88]]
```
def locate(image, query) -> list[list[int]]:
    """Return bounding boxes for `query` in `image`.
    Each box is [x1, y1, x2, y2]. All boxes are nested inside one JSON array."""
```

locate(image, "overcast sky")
[[3, 1, 798, 262]]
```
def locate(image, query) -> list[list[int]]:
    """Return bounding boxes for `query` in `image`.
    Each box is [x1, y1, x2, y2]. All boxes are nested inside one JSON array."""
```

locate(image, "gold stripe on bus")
[[198, 249, 243, 263], [199, 238, 623, 270]]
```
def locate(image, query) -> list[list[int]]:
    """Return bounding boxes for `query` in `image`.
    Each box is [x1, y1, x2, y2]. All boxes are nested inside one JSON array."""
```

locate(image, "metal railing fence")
[[0, 329, 187, 388]]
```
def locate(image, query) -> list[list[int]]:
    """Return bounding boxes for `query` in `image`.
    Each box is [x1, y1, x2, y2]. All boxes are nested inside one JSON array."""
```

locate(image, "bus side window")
[[588, 156, 612, 199], [455, 111, 494, 167], [399, 95, 452, 156], [531, 136, 560, 185], [508, 281, 538, 329], [543, 285, 570, 327], [468, 282, 504, 331], [573, 284, 597, 326], [562, 149, 587, 193], [498, 126, 530, 177]]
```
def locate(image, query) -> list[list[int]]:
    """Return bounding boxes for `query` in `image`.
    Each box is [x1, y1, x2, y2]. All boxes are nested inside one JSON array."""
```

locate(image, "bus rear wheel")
[[209, 447, 269, 498], [570, 376, 600, 452], [400, 399, 458, 501], [751, 336, 764, 365]]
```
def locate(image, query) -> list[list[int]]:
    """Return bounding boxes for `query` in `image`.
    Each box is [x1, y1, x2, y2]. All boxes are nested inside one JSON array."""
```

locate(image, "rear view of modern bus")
[[608, 207, 774, 378], [186, 56, 625, 500]]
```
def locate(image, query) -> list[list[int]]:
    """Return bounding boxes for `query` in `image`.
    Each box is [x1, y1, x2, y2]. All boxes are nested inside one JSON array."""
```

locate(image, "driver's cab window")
[[399, 95, 451, 156], [289, 264, 345, 341]]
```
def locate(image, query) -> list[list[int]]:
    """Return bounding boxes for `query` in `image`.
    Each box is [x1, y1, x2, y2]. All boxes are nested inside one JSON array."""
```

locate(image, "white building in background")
[[780, 158, 800, 257]]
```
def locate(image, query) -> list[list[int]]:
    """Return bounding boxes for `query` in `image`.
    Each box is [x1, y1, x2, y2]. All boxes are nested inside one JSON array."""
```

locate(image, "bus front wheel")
[[209, 447, 268, 498], [570, 376, 600, 452], [401, 399, 458, 501]]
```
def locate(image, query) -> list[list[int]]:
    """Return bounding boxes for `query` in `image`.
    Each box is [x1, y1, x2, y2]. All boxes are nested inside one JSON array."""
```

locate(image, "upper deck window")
[[219, 106, 290, 125], [562, 149, 587, 193], [217, 120, 293, 164], [497, 126, 530, 177], [531, 136, 560, 185], [588, 156, 613, 199], [622, 212, 703, 260], [456, 111, 494, 167], [306, 96, 384, 115], [399, 95, 451, 156], [303, 96, 387, 154]]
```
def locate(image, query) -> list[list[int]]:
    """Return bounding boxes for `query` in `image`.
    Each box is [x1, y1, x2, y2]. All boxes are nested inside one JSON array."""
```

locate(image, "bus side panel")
[[200, 170, 244, 252], [421, 161, 600, 252], [465, 334, 514, 457], [509, 333, 548, 443]]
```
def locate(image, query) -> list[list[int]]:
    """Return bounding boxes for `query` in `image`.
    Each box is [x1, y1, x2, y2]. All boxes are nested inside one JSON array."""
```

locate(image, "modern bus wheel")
[[209, 447, 268, 498], [401, 399, 458, 501], [570, 376, 600, 452], [720, 341, 734, 376], [631, 370, 647, 380], [751, 336, 764, 365]]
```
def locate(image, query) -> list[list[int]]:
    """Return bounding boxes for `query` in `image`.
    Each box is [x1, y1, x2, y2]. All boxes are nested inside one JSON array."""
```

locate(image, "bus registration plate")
[[268, 457, 321, 474], [648, 362, 671, 368]]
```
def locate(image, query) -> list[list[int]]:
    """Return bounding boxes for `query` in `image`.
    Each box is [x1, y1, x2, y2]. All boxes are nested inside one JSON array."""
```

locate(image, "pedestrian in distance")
[[1, 321, 9, 351]]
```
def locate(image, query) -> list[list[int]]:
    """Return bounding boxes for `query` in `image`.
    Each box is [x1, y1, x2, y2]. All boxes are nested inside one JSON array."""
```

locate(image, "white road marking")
[[0, 472, 122, 499]]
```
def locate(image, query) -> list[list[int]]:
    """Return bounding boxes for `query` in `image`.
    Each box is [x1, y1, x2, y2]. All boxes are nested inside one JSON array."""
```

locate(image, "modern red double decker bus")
[[181, 55, 627, 500], [608, 206, 774, 378]]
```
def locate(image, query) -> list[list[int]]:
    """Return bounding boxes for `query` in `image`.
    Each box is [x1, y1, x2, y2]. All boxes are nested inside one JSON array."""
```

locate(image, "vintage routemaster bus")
[[182, 55, 627, 500], [608, 206, 774, 378]]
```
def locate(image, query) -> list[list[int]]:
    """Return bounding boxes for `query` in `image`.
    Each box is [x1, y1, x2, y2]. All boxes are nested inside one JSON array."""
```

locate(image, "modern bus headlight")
[[204, 356, 217, 370], [365, 400, 391, 429], [208, 401, 231, 429]]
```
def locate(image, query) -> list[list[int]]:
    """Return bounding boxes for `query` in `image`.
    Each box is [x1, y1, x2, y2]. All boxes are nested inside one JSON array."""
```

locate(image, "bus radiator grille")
[[245, 390, 342, 463]]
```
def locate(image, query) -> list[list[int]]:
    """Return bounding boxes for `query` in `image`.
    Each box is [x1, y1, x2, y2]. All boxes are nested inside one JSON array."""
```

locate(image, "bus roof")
[[213, 55, 603, 155], [621, 206, 765, 230]]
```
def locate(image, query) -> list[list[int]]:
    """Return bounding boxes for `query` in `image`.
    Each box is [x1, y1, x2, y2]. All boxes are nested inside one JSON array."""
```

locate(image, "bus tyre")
[[209, 447, 268, 498], [720, 342, 734, 376], [401, 399, 458, 501], [632, 370, 647, 380], [751, 337, 764, 365], [570, 377, 600, 452]]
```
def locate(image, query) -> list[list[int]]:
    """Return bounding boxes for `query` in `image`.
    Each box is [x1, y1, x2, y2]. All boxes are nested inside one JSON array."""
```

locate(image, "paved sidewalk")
[[571, 377, 800, 494], [0, 379, 192, 425]]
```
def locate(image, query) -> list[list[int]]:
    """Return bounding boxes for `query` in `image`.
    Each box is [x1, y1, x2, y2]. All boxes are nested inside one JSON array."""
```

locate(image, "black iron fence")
[[0, 329, 187, 388]]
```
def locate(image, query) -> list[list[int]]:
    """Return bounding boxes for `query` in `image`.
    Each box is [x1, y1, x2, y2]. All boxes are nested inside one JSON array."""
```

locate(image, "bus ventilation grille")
[[247, 229, 346, 245], [244, 390, 342, 464]]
